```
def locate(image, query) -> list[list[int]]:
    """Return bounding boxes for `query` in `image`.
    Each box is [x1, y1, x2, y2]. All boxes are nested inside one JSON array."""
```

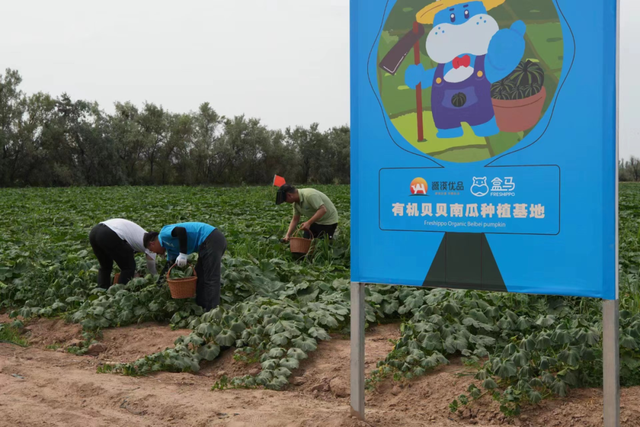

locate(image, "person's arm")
[[282, 215, 301, 242], [300, 206, 327, 231], [171, 227, 189, 266], [145, 254, 157, 276], [171, 227, 188, 254]]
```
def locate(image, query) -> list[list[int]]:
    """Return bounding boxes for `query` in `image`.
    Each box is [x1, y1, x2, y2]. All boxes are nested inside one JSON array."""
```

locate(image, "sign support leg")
[[603, 298, 620, 427], [350, 281, 365, 420]]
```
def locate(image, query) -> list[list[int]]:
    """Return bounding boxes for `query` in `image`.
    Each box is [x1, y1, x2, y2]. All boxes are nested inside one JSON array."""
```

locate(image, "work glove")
[[176, 253, 188, 267]]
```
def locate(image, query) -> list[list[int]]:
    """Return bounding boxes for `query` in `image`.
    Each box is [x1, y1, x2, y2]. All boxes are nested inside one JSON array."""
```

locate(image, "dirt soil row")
[[1, 315, 639, 426]]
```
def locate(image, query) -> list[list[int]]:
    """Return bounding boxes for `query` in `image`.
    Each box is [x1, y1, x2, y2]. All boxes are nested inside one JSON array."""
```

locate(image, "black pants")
[[195, 229, 227, 311], [89, 224, 135, 289], [303, 223, 338, 240]]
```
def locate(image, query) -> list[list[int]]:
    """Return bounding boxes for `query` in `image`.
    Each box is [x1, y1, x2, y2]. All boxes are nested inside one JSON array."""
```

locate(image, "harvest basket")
[[166, 264, 197, 299], [289, 231, 312, 255]]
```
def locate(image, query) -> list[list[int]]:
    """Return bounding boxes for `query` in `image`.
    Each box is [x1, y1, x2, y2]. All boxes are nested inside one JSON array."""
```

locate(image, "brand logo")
[[470, 177, 489, 197], [470, 177, 516, 197], [410, 177, 428, 195], [490, 177, 516, 196]]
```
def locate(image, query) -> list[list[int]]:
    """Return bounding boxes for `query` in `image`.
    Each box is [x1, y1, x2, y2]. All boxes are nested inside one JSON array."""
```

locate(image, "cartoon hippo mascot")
[[405, 0, 526, 139]]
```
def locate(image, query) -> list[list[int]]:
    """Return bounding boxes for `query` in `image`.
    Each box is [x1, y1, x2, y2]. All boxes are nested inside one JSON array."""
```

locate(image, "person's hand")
[[176, 253, 188, 267], [281, 236, 290, 243], [300, 221, 312, 231]]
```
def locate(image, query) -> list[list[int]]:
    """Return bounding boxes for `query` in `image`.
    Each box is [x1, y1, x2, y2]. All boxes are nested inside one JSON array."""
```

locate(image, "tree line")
[[3, 68, 637, 187], [0, 69, 349, 187], [620, 158, 640, 182]]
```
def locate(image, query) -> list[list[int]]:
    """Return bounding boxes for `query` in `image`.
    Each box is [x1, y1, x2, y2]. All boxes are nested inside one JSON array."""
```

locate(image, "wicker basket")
[[289, 231, 312, 254], [166, 264, 197, 299]]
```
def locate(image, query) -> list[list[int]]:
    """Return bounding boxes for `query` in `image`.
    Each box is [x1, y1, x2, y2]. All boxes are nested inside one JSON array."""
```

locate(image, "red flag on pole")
[[273, 175, 286, 187]]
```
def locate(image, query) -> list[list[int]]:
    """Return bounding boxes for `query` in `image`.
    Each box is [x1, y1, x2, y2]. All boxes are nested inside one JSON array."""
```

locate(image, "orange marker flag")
[[273, 175, 286, 187]]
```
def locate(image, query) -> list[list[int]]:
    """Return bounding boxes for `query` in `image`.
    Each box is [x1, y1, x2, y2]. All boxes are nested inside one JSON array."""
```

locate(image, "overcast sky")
[[1, 0, 637, 158]]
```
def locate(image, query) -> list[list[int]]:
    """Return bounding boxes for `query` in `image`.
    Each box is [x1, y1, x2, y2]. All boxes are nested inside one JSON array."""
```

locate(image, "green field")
[[1, 185, 640, 416]]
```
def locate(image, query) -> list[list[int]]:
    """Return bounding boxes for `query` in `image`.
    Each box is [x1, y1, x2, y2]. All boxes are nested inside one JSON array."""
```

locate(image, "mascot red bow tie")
[[452, 55, 471, 69]]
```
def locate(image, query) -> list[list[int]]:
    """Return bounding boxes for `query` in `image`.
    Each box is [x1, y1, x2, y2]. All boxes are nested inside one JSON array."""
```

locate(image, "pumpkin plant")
[[4, 185, 640, 420], [169, 265, 195, 280]]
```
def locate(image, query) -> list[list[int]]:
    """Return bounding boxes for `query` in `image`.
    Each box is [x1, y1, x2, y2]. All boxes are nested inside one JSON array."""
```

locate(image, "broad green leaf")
[[536, 315, 556, 327], [279, 357, 300, 370], [482, 378, 498, 390], [215, 329, 236, 347], [536, 334, 552, 350], [271, 332, 290, 346], [551, 379, 567, 397], [528, 390, 543, 404], [197, 343, 220, 361], [501, 343, 517, 359], [308, 327, 330, 341], [196, 323, 220, 339], [230, 321, 247, 334], [512, 351, 529, 368], [291, 335, 317, 352], [413, 367, 426, 376], [469, 334, 495, 348], [261, 359, 278, 370], [274, 367, 291, 377], [521, 336, 536, 352], [541, 371, 555, 386], [442, 302, 460, 316], [495, 361, 517, 379], [551, 329, 572, 345], [257, 370, 274, 383], [268, 347, 286, 358], [287, 348, 308, 360], [621, 334, 637, 349]]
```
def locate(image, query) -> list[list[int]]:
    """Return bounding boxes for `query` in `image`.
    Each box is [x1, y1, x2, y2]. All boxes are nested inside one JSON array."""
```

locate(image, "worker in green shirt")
[[276, 184, 339, 242]]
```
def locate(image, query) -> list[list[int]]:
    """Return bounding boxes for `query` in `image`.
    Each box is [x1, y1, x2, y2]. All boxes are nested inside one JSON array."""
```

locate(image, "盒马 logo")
[[470, 177, 489, 197], [410, 177, 428, 195]]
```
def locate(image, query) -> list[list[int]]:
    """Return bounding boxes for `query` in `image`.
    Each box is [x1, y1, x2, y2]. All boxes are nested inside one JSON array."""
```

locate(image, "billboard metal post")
[[350, 281, 365, 420], [605, 1, 621, 425], [603, 299, 620, 427]]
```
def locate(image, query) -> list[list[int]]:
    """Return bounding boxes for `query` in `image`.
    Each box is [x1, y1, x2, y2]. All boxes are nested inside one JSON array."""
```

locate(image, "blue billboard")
[[350, 0, 617, 299]]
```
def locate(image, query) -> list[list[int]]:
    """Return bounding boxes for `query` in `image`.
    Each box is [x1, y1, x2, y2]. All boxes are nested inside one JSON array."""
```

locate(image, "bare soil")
[[1, 317, 639, 427]]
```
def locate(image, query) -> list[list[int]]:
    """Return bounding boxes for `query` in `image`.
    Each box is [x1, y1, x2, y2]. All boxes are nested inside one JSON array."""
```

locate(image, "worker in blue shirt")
[[144, 222, 227, 311]]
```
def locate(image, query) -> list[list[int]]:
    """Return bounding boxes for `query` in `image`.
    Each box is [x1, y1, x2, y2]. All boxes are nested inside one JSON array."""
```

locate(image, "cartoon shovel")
[[379, 22, 426, 142]]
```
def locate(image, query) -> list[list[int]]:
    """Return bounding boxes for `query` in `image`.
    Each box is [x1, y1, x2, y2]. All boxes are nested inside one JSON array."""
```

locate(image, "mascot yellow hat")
[[416, 0, 505, 25]]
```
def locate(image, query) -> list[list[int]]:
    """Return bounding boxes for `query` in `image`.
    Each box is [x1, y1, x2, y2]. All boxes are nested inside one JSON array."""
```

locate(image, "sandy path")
[[1, 319, 639, 426]]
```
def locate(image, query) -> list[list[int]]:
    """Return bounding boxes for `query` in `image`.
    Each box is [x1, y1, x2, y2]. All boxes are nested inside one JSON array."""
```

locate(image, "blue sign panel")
[[350, 0, 617, 299]]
